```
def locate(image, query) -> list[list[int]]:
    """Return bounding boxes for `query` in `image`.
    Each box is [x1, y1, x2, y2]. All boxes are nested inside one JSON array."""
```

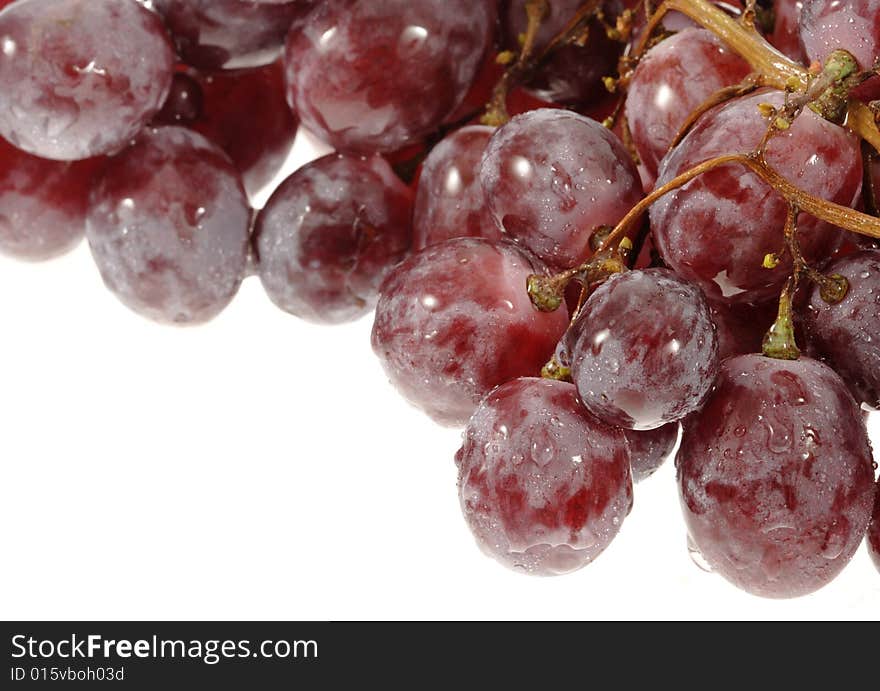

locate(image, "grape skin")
[[254, 153, 414, 325], [0, 136, 103, 261], [625, 28, 751, 187], [771, 1, 807, 64], [570, 269, 719, 431], [869, 482, 880, 574], [650, 90, 861, 306], [0, 0, 174, 161], [803, 250, 880, 410], [625, 424, 678, 483], [413, 125, 500, 251], [799, 0, 880, 73], [190, 62, 299, 203], [480, 108, 643, 270], [709, 298, 777, 361], [152, 0, 308, 72], [86, 126, 250, 325], [283, 0, 495, 153], [678, 355, 876, 598], [371, 238, 570, 427], [456, 378, 633, 576]]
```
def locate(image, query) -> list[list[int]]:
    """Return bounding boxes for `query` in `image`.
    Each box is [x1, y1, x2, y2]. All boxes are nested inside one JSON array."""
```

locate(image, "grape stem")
[[647, 0, 880, 153], [483, 0, 605, 126], [527, 150, 880, 312]]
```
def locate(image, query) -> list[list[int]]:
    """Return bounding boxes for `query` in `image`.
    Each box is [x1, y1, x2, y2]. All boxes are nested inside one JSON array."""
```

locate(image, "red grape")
[[678, 354, 876, 598], [0, 0, 174, 161], [86, 126, 250, 325], [254, 153, 413, 325], [190, 62, 299, 202], [501, 0, 622, 106], [625, 423, 678, 483], [709, 299, 778, 360], [0, 137, 103, 261], [456, 377, 633, 575], [869, 481, 880, 573], [570, 269, 719, 430], [799, 0, 880, 73], [154, 71, 204, 126], [413, 125, 500, 251], [650, 90, 861, 306], [771, 1, 807, 64], [152, 0, 308, 71], [371, 238, 570, 426], [625, 28, 751, 186], [480, 108, 643, 270], [283, 0, 495, 153], [803, 250, 880, 410]]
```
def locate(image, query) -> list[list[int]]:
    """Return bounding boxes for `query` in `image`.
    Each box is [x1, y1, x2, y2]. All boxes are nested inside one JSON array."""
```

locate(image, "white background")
[[1, 129, 878, 622]]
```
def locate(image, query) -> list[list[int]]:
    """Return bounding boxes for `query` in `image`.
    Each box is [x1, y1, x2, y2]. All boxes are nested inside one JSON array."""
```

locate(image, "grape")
[[152, 0, 308, 71], [480, 109, 643, 270], [650, 89, 861, 306], [413, 125, 500, 251], [625, 28, 751, 186], [709, 298, 777, 360], [625, 423, 678, 483], [254, 153, 413, 325], [154, 71, 204, 126], [456, 377, 633, 575], [0, 137, 103, 261], [569, 268, 718, 430], [86, 126, 250, 325], [283, 0, 495, 153], [771, 1, 807, 64], [802, 250, 880, 410], [869, 481, 880, 573], [371, 238, 570, 426], [0, 0, 174, 161], [191, 62, 298, 202], [678, 354, 876, 598], [501, 0, 622, 106], [799, 0, 880, 73]]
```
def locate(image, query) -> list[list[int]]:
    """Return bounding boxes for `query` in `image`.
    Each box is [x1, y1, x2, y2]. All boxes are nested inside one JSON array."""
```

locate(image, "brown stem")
[[762, 206, 802, 360]]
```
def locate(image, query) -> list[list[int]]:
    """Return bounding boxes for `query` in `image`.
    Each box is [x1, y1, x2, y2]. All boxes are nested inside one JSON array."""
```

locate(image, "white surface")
[[1, 129, 878, 622]]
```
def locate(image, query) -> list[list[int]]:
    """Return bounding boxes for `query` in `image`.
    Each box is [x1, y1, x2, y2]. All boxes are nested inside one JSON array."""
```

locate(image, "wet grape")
[[678, 354, 876, 598], [625, 423, 678, 483], [283, 0, 495, 153], [803, 250, 880, 410], [799, 0, 880, 74], [625, 28, 751, 186], [570, 269, 719, 430], [152, 0, 308, 71], [480, 108, 643, 270], [650, 89, 861, 305], [456, 377, 633, 575], [0, 0, 174, 161], [86, 126, 250, 325], [254, 153, 413, 324], [413, 125, 500, 251], [0, 136, 103, 261], [371, 238, 569, 426]]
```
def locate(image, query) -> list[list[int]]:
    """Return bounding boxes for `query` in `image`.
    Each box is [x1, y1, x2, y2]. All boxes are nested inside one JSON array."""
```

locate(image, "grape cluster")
[[2, 0, 879, 598]]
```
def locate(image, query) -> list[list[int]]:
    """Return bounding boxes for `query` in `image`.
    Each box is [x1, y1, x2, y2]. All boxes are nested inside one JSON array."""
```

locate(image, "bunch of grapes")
[[2, 0, 880, 598]]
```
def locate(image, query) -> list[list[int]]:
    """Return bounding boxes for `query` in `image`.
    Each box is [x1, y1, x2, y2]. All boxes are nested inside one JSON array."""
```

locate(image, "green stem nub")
[[809, 49, 860, 124], [541, 355, 571, 381], [762, 289, 801, 361], [527, 274, 565, 312]]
